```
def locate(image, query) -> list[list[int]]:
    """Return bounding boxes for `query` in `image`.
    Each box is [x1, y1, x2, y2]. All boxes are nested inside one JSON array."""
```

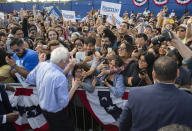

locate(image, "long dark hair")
[[0, 49, 7, 67], [111, 55, 124, 67], [139, 52, 155, 80]]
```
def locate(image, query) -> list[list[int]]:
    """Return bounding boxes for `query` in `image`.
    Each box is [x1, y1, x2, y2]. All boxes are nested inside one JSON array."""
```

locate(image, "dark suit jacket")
[[0, 85, 16, 131], [119, 83, 192, 131], [0, 115, 3, 124]]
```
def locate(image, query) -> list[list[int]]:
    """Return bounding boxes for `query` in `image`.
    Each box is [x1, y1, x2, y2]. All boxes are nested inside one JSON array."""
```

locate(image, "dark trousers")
[[0, 86, 16, 131], [0, 123, 16, 131], [41, 108, 74, 131]]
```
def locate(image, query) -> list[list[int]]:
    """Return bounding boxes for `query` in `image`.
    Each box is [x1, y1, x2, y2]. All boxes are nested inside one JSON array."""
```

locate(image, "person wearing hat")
[[176, 25, 187, 43], [163, 18, 175, 31]]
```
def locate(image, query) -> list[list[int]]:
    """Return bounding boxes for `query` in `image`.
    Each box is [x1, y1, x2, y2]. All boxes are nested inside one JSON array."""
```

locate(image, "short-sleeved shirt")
[[13, 49, 39, 83], [13, 49, 39, 71], [75, 51, 97, 68]]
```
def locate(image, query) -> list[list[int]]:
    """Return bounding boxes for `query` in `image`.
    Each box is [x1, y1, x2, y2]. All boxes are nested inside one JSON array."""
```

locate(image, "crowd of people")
[[0, 4, 192, 131]]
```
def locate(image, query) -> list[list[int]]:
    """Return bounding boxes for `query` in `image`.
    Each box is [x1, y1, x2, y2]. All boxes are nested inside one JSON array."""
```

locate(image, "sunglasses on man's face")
[[14, 48, 21, 53]]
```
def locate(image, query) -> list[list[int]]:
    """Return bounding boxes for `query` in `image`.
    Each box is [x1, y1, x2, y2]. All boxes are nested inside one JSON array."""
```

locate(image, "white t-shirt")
[[75, 51, 97, 67]]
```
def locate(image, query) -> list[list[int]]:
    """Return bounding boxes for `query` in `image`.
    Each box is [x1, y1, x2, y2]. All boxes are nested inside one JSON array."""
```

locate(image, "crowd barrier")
[[5, 83, 124, 131], [4, 83, 192, 131]]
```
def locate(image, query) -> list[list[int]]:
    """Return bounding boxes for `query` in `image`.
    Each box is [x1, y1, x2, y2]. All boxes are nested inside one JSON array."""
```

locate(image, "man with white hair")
[[25, 47, 79, 131]]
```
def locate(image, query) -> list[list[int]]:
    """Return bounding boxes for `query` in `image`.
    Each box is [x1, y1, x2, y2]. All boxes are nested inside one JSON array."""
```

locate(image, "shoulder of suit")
[[129, 85, 154, 93]]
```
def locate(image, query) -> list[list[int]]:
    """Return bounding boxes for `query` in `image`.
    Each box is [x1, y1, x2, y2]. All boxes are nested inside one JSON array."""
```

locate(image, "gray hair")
[[50, 47, 69, 64], [71, 32, 81, 37], [158, 124, 192, 131]]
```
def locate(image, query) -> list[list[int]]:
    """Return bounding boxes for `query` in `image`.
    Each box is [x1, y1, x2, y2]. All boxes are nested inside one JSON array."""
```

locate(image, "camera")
[[139, 69, 147, 75], [151, 29, 173, 45]]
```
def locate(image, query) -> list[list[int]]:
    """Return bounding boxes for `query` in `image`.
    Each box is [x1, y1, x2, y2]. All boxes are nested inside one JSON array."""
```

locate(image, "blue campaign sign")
[[48, 7, 62, 19]]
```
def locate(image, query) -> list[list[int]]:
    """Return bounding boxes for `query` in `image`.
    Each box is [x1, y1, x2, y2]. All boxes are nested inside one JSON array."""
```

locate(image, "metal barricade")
[[5, 83, 105, 131], [4, 83, 192, 131], [71, 93, 104, 131]]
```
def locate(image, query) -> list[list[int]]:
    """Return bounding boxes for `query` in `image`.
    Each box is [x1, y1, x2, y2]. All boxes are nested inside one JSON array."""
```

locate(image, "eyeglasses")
[[118, 47, 127, 50], [76, 43, 83, 46]]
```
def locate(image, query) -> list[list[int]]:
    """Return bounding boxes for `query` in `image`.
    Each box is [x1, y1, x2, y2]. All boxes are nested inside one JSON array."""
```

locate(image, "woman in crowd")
[[97, 40, 137, 87], [46, 28, 69, 50], [0, 49, 15, 83], [55, 25, 65, 42], [95, 55, 125, 98], [75, 38, 86, 63], [72, 63, 95, 93], [46, 28, 59, 41], [159, 43, 168, 57], [130, 52, 155, 87]]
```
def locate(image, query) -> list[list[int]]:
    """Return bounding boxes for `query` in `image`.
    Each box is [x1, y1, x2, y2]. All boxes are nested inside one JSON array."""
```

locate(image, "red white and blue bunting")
[[132, 0, 148, 7], [152, 0, 169, 6], [175, 0, 192, 5]]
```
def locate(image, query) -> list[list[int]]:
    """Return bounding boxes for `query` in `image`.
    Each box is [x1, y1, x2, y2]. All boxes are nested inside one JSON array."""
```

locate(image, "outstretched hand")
[[6, 112, 19, 123]]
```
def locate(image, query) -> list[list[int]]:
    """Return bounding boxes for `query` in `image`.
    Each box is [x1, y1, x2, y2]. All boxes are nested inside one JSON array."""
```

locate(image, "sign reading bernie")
[[62, 10, 76, 22], [100, 1, 121, 16]]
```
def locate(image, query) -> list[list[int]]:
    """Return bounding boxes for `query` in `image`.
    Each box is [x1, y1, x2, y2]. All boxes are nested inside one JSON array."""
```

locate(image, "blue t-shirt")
[[13, 49, 39, 72]]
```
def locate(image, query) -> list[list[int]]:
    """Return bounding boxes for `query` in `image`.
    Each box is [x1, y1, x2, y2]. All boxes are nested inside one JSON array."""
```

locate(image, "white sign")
[[107, 15, 124, 28], [0, 12, 4, 20], [100, 1, 121, 16], [62, 10, 76, 22]]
